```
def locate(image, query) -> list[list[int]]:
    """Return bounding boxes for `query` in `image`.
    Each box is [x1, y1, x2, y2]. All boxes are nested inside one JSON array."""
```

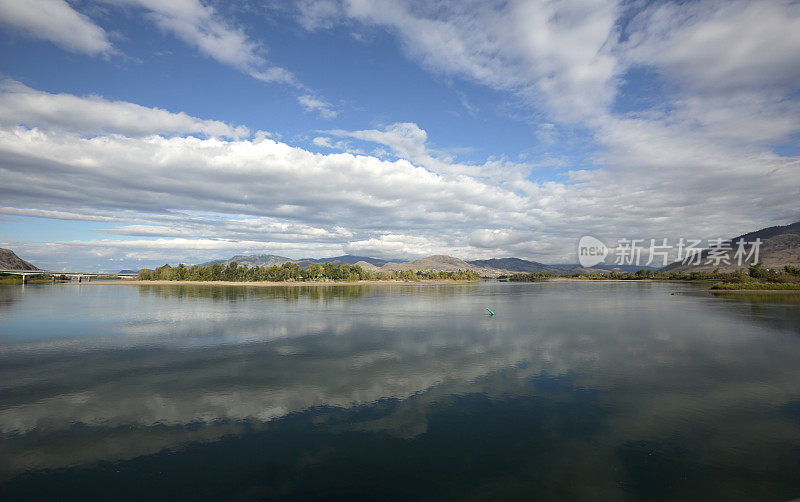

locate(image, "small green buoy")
[[486, 308, 495, 316]]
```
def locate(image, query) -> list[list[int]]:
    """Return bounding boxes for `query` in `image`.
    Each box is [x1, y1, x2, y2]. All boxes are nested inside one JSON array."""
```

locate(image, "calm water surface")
[[1, 281, 799, 500]]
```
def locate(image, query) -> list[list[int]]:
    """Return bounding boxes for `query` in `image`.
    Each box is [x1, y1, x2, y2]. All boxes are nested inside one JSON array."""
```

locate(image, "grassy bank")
[[709, 282, 800, 291], [504, 270, 745, 283], [503, 263, 800, 292]]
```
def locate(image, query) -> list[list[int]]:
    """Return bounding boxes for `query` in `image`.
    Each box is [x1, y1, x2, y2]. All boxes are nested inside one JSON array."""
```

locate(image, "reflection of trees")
[[135, 283, 482, 304], [137, 284, 380, 302], [0, 293, 16, 312], [706, 292, 800, 333]]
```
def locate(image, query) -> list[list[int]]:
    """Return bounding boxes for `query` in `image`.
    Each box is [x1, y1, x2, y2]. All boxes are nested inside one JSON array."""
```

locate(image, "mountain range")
[[201, 221, 800, 276], [4, 221, 797, 276], [199, 254, 398, 268], [660, 221, 800, 272], [198, 253, 612, 277], [467, 258, 609, 275]]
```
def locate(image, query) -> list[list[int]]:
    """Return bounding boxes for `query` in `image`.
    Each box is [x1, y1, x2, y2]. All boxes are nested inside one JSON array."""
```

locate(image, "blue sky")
[[0, 0, 798, 271]]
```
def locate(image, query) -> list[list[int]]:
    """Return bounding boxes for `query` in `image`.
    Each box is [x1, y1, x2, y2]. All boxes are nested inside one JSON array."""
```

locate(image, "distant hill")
[[199, 254, 293, 267], [383, 255, 478, 272], [602, 264, 660, 273], [201, 254, 401, 269], [0, 248, 38, 270], [378, 255, 555, 276], [661, 221, 800, 272], [467, 258, 608, 275], [354, 260, 380, 271], [195, 252, 662, 277], [296, 255, 400, 266]]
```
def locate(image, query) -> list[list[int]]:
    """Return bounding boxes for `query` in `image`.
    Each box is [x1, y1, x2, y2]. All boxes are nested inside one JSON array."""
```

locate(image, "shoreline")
[[703, 289, 800, 294], [63, 279, 482, 287], [545, 278, 710, 283], [15, 279, 799, 293]]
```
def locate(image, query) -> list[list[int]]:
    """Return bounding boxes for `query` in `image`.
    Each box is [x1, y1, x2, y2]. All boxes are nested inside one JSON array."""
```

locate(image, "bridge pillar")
[[22, 275, 28, 285]]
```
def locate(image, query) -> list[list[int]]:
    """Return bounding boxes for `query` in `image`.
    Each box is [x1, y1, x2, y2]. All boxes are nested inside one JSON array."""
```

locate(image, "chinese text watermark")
[[577, 237, 761, 268]]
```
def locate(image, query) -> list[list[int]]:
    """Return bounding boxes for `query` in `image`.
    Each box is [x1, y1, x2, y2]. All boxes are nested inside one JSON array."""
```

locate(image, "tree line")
[[137, 261, 481, 282], [504, 263, 800, 285]]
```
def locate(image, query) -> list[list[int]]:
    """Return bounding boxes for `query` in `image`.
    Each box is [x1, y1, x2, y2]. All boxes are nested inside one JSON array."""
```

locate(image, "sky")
[[0, 0, 798, 271]]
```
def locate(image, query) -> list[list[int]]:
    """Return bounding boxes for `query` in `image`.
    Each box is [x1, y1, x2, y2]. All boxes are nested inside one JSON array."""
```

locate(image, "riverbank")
[[704, 288, 800, 294], [709, 282, 800, 291], [545, 277, 709, 283], [66, 279, 481, 287]]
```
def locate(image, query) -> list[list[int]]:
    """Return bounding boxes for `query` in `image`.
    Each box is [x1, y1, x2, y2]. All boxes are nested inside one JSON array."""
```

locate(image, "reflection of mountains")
[[1, 282, 800, 498]]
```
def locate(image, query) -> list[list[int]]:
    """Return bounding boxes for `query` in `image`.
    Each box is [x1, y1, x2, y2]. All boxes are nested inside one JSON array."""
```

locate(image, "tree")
[[749, 262, 769, 280], [307, 263, 323, 280], [223, 261, 238, 281]]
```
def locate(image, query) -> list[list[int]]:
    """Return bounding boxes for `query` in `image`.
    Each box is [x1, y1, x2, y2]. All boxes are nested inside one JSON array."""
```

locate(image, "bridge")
[[0, 269, 138, 284]]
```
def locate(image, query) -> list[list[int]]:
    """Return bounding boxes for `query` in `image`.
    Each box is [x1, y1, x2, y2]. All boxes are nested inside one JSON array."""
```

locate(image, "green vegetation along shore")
[[709, 264, 800, 290], [709, 282, 800, 290], [138, 261, 481, 282], [504, 269, 743, 282], [504, 263, 800, 292]]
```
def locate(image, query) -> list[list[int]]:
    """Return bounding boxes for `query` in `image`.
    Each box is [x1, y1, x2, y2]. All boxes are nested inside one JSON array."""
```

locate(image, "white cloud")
[[330, 122, 428, 161], [0, 80, 249, 138], [298, 94, 338, 119], [297, 0, 343, 31], [622, 1, 800, 95], [468, 229, 534, 249], [103, 0, 298, 85], [312, 136, 363, 154], [312, 136, 334, 148], [344, 234, 455, 259], [2, 111, 796, 268], [325, 122, 528, 178], [302, 0, 621, 122], [7, 0, 800, 273], [298, 0, 800, 239], [0, 0, 114, 56], [0, 125, 529, 228]]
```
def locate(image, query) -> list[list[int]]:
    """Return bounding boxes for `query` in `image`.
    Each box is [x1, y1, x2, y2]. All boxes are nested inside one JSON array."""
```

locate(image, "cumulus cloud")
[[1, 83, 798, 268], [298, 0, 800, 235], [5, 0, 800, 270], [0, 81, 249, 138], [0, 0, 114, 56], [0, 125, 528, 227]]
